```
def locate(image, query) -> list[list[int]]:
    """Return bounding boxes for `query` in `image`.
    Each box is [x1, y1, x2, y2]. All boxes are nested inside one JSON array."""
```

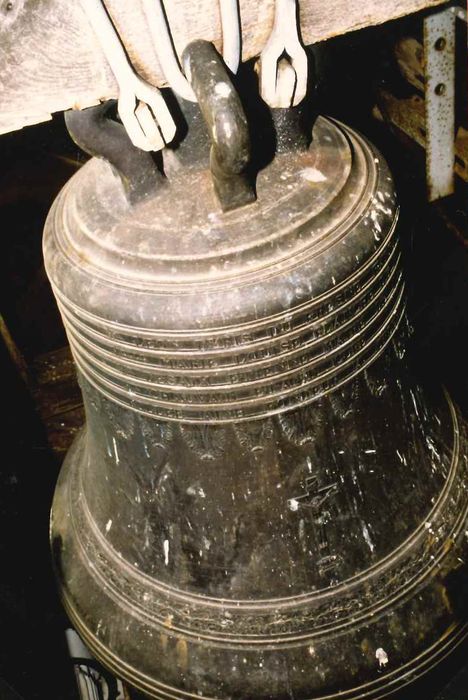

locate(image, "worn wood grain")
[[32, 346, 84, 457], [0, 0, 446, 135]]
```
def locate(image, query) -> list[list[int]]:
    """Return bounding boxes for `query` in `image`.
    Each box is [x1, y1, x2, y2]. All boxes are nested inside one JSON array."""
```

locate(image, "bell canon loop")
[[45, 42, 468, 700]]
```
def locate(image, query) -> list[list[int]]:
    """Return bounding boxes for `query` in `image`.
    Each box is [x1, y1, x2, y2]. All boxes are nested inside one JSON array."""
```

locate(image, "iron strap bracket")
[[423, 6, 456, 202]]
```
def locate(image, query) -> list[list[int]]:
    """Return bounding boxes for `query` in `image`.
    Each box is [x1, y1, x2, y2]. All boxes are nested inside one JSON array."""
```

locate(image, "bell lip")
[[50, 416, 468, 696], [58, 572, 468, 700]]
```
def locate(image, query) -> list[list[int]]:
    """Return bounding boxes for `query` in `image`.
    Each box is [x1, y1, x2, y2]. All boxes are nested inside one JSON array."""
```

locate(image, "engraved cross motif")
[[287, 475, 338, 512], [288, 474, 342, 579]]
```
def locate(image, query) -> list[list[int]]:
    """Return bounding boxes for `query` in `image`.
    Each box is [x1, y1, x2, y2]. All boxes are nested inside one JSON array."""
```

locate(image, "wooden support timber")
[[0, 0, 446, 135]]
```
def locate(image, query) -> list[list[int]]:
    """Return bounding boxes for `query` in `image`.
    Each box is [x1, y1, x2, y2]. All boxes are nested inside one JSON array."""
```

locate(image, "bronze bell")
[[45, 41, 468, 699]]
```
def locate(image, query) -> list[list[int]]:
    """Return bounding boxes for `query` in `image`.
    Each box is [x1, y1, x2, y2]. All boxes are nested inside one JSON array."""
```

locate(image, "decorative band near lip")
[[56, 596, 468, 700], [63, 396, 467, 643]]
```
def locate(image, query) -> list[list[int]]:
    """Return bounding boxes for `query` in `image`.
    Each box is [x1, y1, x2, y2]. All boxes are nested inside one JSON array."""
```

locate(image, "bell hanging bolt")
[[79, 0, 176, 151], [259, 0, 308, 108]]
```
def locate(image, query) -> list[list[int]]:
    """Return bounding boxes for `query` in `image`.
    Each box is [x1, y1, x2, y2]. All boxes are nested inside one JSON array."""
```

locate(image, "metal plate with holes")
[[423, 8, 456, 201]]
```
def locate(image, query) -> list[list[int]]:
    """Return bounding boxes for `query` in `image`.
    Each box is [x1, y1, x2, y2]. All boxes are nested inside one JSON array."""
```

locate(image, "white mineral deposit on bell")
[[301, 167, 327, 183], [288, 498, 299, 512], [112, 437, 120, 464], [186, 485, 206, 498], [362, 523, 375, 553], [214, 81, 231, 97], [375, 648, 389, 667]]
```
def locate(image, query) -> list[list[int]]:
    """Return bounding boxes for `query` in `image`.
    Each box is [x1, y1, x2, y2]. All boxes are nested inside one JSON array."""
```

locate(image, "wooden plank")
[[32, 346, 82, 419], [41, 405, 85, 458], [0, 0, 446, 136], [32, 346, 84, 457]]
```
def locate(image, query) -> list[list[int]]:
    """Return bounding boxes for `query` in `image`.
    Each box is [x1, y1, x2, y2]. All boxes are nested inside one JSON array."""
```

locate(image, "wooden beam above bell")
[[0, 0, 446, 136]]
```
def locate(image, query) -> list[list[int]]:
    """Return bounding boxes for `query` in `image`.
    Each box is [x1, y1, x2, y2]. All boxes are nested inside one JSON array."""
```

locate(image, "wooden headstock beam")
[[0, 0, 445, 136]]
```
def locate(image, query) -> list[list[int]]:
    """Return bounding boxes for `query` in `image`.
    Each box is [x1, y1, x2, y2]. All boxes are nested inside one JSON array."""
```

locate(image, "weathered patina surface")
[[45, 99, 468, 697]]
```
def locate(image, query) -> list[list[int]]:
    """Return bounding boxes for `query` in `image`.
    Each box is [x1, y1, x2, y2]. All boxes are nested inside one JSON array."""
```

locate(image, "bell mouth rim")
[[59, 569, 468, 699]]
